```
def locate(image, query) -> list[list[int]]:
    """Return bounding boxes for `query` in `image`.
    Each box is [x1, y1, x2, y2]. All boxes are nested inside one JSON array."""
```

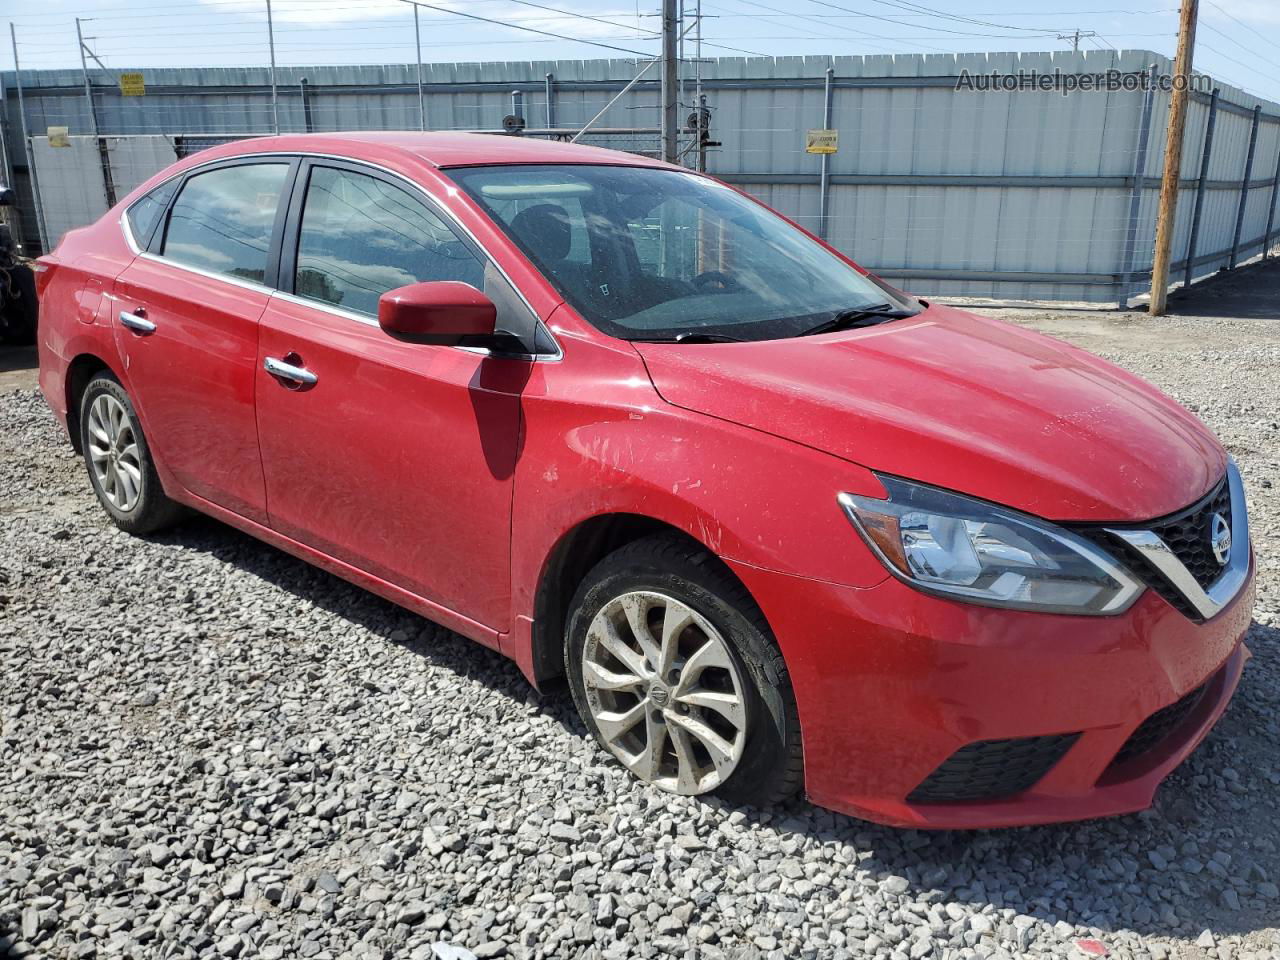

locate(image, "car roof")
[[209, 131, 674, 170]]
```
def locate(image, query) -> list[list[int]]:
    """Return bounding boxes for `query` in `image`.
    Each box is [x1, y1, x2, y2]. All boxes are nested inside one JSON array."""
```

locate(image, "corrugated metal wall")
[[5, 51, 1280, 304]]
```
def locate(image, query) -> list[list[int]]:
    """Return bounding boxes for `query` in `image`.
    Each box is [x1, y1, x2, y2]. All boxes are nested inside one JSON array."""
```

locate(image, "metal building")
[[4, 50, 1280, 305]]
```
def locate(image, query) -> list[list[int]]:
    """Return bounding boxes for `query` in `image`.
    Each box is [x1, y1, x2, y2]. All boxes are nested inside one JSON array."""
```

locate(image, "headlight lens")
[[838, 476, 1143, 615]]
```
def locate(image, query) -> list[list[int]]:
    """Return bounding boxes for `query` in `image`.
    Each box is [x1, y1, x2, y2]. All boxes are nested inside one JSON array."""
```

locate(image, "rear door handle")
[[264, 356, 318, 386], [119, 309, 156, 334]]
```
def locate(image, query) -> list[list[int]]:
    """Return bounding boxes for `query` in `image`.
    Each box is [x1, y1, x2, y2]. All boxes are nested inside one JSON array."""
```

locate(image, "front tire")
[[79, 374, 182, 535], [565, 535, 803, 807]]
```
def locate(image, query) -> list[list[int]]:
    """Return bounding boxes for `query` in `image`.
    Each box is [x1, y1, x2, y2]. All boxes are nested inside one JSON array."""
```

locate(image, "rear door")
[[112, 158, 297, 524], [255, 159, 532, 631]]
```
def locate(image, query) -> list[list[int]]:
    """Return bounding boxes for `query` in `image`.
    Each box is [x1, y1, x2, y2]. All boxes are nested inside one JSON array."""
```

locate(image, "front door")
[[255, 160, 528, 631], [112, 159, 294, 524]]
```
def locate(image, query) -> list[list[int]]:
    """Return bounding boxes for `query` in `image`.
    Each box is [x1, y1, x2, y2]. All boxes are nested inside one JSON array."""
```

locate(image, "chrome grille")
[[1074, 470, 1244, 622], [1145, 479, 1231, 591]]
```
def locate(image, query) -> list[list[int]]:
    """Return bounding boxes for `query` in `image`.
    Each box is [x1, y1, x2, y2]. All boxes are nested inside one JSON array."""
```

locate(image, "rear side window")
[[293, 165, 484, 316], [162, 163, 288, 284], [125, 178, 178, 250]]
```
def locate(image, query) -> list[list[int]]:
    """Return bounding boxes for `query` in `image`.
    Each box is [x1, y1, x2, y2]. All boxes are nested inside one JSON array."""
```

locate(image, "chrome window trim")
[[119, 150, 562, 361], [1105, 459, 1251, 621]]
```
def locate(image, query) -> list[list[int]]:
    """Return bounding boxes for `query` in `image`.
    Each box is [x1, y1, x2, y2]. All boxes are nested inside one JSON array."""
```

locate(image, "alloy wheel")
[[87, 393, 143, 513], [581, 591, 748, 795]]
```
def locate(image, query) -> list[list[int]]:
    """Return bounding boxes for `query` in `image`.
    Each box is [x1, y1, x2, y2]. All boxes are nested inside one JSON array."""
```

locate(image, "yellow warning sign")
[[48, 126, 70, 148], [805, 129, 839, 154], [119, 72, 146, 96]]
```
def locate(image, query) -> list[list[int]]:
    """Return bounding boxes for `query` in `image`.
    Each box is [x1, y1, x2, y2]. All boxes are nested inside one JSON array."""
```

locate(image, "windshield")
[[446, 163, 917, 342]]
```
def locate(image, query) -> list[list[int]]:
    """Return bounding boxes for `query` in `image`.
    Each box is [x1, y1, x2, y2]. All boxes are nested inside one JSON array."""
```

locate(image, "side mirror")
[[378, 281, 497, 345]]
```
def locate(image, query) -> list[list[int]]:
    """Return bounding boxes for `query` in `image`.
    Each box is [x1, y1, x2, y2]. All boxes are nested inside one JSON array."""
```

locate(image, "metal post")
[[10, 24, 48, 254], [1264, 142, 1280, 258], [660, 0, 679, 164], [511, 89, 524, 123], [696, 94, 711, 173], [75, 18, 99, 137], [1184, 88, 1218, 290], [300, 77, 314, 133], [694, 0, 703, 135], [414, 4, 426, 131], [0, 60, 12, 187], [1229, 104, 1261, 268], [1117, 64, 1159, 309], [266, 0, 279, 134], [0, 65, 18, 250], [819, 64, 835, 240], [678, 0, 686, 165], [544, 73, 555, 129]]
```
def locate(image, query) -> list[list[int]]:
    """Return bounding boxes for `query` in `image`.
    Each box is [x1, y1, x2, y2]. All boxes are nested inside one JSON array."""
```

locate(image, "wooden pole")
[[1149, 0, 1198, 315]]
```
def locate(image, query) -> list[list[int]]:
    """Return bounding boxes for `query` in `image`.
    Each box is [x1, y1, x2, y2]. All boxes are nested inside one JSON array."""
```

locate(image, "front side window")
[[448, 164, 916, 343], [294, 166, 484, 317], [162, 163, 288, 284]]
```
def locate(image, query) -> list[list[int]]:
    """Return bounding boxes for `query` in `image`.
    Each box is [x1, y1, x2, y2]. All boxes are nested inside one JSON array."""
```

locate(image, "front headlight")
[[838, 476, 1143, 615]]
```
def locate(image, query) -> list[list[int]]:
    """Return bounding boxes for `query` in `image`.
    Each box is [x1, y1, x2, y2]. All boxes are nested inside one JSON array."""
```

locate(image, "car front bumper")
[[729, 552, 1254, 829]]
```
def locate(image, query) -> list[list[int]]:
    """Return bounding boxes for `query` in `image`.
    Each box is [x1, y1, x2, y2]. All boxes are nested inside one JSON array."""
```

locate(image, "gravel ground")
[[2, 300, 1278, 960]]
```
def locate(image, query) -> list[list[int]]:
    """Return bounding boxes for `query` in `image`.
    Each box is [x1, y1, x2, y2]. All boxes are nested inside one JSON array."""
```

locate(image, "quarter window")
[[162, 163, 289, 284], [294, 166, 484, 317], [125, 178, 179, 250]]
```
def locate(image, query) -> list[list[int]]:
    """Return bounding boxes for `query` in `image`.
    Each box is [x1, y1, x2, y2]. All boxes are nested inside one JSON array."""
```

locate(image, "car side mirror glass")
[[378, 281, 497, 346]]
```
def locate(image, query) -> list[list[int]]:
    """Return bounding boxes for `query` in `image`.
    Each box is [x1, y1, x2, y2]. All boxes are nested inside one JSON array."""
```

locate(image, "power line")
[[696, 8, 1175, 16], [500, 0, 656, 37], [718, 0, 949, 54], [799, 0, 1074, 39], [1198, 18, 1280, 76], [396, 0, 655, 58], [861, 0, 1080, 34]]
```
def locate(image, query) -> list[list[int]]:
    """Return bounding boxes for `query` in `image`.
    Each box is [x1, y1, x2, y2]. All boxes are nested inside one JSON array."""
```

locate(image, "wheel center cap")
[[648, 684, 670, 707]]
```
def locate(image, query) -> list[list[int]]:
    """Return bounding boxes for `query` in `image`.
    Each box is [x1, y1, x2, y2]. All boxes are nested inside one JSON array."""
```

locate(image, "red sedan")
[[34, 133, 1254, 828]]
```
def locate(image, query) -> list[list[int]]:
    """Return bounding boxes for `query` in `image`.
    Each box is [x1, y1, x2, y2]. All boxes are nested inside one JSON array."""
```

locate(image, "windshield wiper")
[[633, 331, 744, 344], [798, 303, 918, 337]]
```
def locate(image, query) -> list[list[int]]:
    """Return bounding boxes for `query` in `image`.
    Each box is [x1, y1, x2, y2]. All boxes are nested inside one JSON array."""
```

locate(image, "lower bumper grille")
[[1111, 682, 1208, 767], [908, 732, 1081, 804]]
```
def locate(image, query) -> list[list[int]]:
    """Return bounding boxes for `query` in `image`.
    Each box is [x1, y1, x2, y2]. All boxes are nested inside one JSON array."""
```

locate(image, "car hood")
[[633, 303, 1225, 522]]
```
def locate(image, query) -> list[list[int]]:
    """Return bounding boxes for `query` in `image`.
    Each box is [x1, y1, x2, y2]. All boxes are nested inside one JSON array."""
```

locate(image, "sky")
[[4, 0, 1280, 104]]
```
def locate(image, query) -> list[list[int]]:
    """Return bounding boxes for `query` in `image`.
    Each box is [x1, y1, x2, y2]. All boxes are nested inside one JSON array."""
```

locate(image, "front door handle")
[[119, 309, 156, 334], [264, 355, 318, 386]]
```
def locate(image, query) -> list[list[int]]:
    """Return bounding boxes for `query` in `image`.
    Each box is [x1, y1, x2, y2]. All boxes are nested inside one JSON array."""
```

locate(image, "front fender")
[[508, 332, 892, 630]]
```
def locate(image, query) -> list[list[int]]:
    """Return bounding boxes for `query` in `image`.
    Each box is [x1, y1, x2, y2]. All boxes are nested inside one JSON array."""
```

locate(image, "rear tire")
[[79, 374, 183, 535], [565, 535, 803, 807]]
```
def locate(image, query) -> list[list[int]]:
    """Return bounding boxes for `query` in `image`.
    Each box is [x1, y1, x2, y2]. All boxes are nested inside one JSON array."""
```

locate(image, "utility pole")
[[1149, 0, 1198, 316], [1056, 29, 1096, 52], [660, 0, 678, 164]]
